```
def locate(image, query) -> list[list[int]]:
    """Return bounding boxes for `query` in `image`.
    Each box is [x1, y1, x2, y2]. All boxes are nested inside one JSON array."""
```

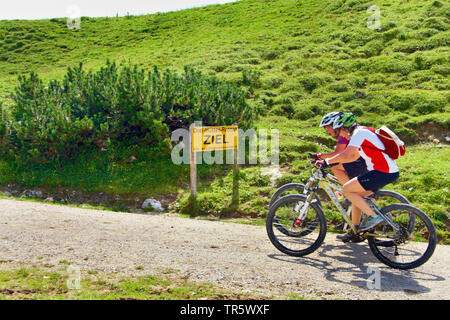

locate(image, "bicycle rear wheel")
[[266, 194, 327, 257], [368, 204, 437, 270], [373, 190, 409, 205]]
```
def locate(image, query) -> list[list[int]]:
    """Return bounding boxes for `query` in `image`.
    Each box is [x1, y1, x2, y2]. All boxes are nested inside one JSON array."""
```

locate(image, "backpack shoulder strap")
[[356, 126, 384, 151], [360, 126, 375, 133]]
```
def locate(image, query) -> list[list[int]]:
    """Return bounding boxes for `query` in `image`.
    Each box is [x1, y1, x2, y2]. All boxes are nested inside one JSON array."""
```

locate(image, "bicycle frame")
[[318, 172, 357, 234], [300, 166, 400, 236]]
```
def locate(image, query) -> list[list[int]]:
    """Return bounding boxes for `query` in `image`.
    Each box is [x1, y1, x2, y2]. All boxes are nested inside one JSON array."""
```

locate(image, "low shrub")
[[299, 72, 333, 93], [1, 61, 254, 164]]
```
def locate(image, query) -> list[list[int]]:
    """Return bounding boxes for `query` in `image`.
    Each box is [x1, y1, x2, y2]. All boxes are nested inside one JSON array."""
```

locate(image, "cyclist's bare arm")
[[326, 146, 360, 165], [311, 143, 346, 160]]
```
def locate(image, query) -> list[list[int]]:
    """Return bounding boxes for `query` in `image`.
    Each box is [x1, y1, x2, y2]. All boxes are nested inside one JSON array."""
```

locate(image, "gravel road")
[[0, 199, 448, 300]]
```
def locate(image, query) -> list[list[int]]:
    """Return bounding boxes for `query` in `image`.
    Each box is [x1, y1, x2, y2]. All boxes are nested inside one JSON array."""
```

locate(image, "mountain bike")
[[266, 157, 437, 270]]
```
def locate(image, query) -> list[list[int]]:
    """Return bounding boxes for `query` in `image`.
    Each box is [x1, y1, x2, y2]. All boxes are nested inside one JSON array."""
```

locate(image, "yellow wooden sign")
[[191, 126, 238, 152]]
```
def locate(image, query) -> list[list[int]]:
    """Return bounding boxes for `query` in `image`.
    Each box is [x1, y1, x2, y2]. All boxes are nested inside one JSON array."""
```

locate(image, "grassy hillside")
[[0, 0, 449, 241]]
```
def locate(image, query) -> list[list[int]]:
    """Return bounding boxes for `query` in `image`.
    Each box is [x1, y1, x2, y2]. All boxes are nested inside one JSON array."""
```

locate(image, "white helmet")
[[319, 112, 342, 127]]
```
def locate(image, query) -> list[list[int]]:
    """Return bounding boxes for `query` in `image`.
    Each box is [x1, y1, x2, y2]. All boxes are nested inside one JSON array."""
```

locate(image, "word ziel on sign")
[[191, 126, 238, 152]]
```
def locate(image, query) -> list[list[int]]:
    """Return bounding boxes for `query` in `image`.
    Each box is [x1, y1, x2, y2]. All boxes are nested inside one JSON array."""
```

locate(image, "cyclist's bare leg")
[[331, 164, 350, 185], [343, 178, 375, 226], [350, 206, 362, 227]]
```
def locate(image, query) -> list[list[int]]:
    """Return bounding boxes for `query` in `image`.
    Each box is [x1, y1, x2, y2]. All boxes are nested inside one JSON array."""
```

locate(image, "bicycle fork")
[[293, 192, 315, 227]]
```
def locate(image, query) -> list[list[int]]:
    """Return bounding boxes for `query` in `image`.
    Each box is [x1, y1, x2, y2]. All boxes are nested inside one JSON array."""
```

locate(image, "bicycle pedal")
[[351, 235, 366, 243]]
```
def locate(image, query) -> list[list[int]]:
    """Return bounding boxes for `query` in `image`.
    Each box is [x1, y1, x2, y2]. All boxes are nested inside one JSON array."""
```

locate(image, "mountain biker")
[[315, 114, 400, 242], [312, 112, 368, 229]]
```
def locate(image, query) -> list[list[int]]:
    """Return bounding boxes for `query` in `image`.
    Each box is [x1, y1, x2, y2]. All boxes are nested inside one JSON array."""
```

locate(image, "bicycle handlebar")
[[308, 152, 319, 160], [307, 153, 339, 168]]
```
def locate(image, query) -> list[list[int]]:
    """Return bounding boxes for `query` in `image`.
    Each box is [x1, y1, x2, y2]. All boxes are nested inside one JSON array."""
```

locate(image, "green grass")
[[0, 264, 299, 300], [0, 0, 448, 241], [0, 153, 190, 197]]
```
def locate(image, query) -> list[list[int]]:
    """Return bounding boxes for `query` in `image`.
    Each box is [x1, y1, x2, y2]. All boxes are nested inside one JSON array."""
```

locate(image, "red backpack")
[[364, 126, 406, 160]]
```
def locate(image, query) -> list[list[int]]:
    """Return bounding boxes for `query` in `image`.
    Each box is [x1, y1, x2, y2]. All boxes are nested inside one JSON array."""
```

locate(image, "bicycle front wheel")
[[266, 194, 327, 257], [368, 204, 437, 270]]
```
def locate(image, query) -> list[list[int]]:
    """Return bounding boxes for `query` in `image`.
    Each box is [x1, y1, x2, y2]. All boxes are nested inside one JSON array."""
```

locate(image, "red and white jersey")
[[348, 127, 399, 173]]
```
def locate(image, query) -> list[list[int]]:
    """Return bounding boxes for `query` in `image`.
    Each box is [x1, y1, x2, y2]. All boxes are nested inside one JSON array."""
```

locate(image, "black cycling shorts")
[[357, 170, 400, 193], [343, 157, 368, 179]]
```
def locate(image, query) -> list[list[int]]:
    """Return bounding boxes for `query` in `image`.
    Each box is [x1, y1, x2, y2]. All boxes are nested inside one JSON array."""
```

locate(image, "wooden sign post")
[[189, 123, 239, 205], [189, 121, 200, 199]]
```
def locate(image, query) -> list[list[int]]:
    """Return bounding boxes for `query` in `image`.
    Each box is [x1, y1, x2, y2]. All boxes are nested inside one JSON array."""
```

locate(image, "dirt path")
[[0, 199, 448, 300]]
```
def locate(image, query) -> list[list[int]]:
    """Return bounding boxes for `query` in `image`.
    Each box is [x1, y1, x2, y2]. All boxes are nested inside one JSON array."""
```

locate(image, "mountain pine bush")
[[0, 60, 254, 164]]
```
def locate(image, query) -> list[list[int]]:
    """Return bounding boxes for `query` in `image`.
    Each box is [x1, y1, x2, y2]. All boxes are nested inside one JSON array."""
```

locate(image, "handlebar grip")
[[316, 160, 339, 169], [329, 162, 339, 167], [308, 152, 339, 168]]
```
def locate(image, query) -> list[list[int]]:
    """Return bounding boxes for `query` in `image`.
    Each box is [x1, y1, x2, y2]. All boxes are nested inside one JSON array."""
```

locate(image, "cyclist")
[[315, 116, 400, 242], [312, 112, 368, 229]]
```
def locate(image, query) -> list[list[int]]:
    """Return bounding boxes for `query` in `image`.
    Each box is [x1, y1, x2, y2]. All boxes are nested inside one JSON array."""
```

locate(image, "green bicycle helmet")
[[333, 112, 356, 129]]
